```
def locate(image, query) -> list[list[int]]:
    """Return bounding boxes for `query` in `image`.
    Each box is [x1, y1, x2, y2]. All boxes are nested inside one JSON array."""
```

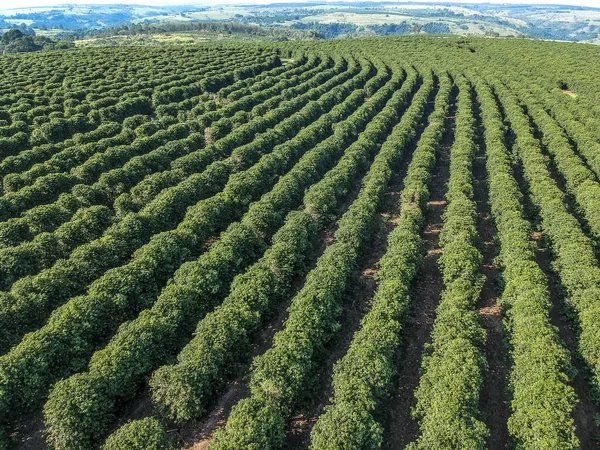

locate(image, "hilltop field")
[[0, 35, 600, 449]]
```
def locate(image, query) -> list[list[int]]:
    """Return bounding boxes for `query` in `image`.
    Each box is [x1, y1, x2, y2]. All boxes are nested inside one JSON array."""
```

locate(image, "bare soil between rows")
[[381, 95, 455, 449], [283, 86, 438, 450], [532, 232, 600, 448], [472, 90, 510, 450]]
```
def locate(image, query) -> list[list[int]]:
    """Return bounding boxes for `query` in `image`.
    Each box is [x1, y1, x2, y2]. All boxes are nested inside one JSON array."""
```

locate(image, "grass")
[[75, 31, 272, 47]]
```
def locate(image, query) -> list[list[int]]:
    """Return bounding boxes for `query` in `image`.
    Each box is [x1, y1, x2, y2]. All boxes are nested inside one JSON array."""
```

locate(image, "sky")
[[4, 0, 600, 7]]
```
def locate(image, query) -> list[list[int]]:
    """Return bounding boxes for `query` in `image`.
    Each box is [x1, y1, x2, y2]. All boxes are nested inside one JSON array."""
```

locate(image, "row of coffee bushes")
[[207, 71, 434, 450], [475, 79, 578, 449], [4, 54, 294, 192], [494, 78, 600, 437], [43, 59, 400, 450], [117, 55, 340, 214], [0, 56, 330, 256], [408, 76, 488, 449], [147, 65, 416, 424], [309, 71, 452, 449], [0, 49, 279, 179], [502, 80, 600, 245]]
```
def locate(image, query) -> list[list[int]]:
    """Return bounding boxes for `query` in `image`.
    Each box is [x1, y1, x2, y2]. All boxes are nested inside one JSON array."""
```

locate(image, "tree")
[[1, 29, 23, 44], [3, 36, 41, 54]]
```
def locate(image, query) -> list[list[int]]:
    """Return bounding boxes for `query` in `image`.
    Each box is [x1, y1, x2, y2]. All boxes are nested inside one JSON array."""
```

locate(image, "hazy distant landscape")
[[1, 2, 600, 47]]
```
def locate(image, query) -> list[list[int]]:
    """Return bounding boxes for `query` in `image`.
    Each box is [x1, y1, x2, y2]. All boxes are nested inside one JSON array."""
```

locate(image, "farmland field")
[[1, 36, 600, 449]]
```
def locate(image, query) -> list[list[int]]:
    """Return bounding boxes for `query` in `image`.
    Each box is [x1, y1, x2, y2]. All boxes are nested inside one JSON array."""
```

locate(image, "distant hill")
[[1, 2, 599, 44]]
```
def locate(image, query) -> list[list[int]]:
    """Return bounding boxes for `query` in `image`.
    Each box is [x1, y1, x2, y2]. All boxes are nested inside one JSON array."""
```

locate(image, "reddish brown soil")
[[172, 225, 333, 450], [178, 161, 368, 450], [532, 232, 600, 448], [283, 151, 408, 450], [472, 96, 510, 450], [509, 101, 600, 446], [177, 304, 287, 450], [113, 189, 336, 449], [381, 102, 455, 449], [284, 216, 389, 449]]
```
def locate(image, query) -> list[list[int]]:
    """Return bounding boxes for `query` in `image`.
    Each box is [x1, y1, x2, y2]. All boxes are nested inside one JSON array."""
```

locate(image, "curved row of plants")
[[309, 70, 452, 450], [0, 49, 269, 160], [0, 54, 362, 347], [116, 55, 340, 215], [507, 82, 600, 246], [0, 48, 267, 140], [1, 121, 127, 181], [216, 53, 309, 100], [0, 55, 338, 249], [207, 70, 435, 450], [475, 79, 578, 449], [2, 54, 313, 193], [0, 46, 246, 107], [0, 205, 113, 289], [408, 75, 488, 449], [0, 57, 345, 288], [0, 122, 196, 246], [0, 61, 374, 444], [0, 56, 296, 221], [0, 48, 266, 162], [516, 79, 600, 181], [148, 65, 418, 424], [0, 49, 290, 180], [0, 46, 247, 101], [44, 60, 408, 450]]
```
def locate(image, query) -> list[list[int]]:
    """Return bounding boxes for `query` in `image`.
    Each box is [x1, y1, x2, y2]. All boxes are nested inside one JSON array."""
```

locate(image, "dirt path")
[[10, 378, 156, 450], [284, 211, 394, 450], [472, 91, 510, 450], [173, 228, 331, 450], [11, 413, 45, 450], [381, 90, 455, 450], [501, 93, 600, 448], [522, 105, 600, 252], [173, 216, 339, 450], [283, 83, 441, 450], [532, 232, 600, 448], [177, 147, 373, 450], [176, 284, 295, 450]]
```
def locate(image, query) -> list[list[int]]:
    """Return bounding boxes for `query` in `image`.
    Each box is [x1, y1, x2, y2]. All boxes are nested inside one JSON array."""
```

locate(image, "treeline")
[[0, 29, 74, 54], [291, 21, 450, 38], [75, 18, 454, 42], [78, 21, 317, 41]]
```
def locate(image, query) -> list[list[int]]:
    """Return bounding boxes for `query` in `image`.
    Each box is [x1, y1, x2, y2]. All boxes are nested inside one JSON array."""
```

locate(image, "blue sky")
[[6, 0, 600, 7]]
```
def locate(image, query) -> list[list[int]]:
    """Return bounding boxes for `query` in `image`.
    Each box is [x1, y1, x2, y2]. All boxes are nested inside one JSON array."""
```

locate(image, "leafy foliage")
[[0, 36, 598, 450], [310, 71, 452, 450], [408, 75, 488, 450]]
